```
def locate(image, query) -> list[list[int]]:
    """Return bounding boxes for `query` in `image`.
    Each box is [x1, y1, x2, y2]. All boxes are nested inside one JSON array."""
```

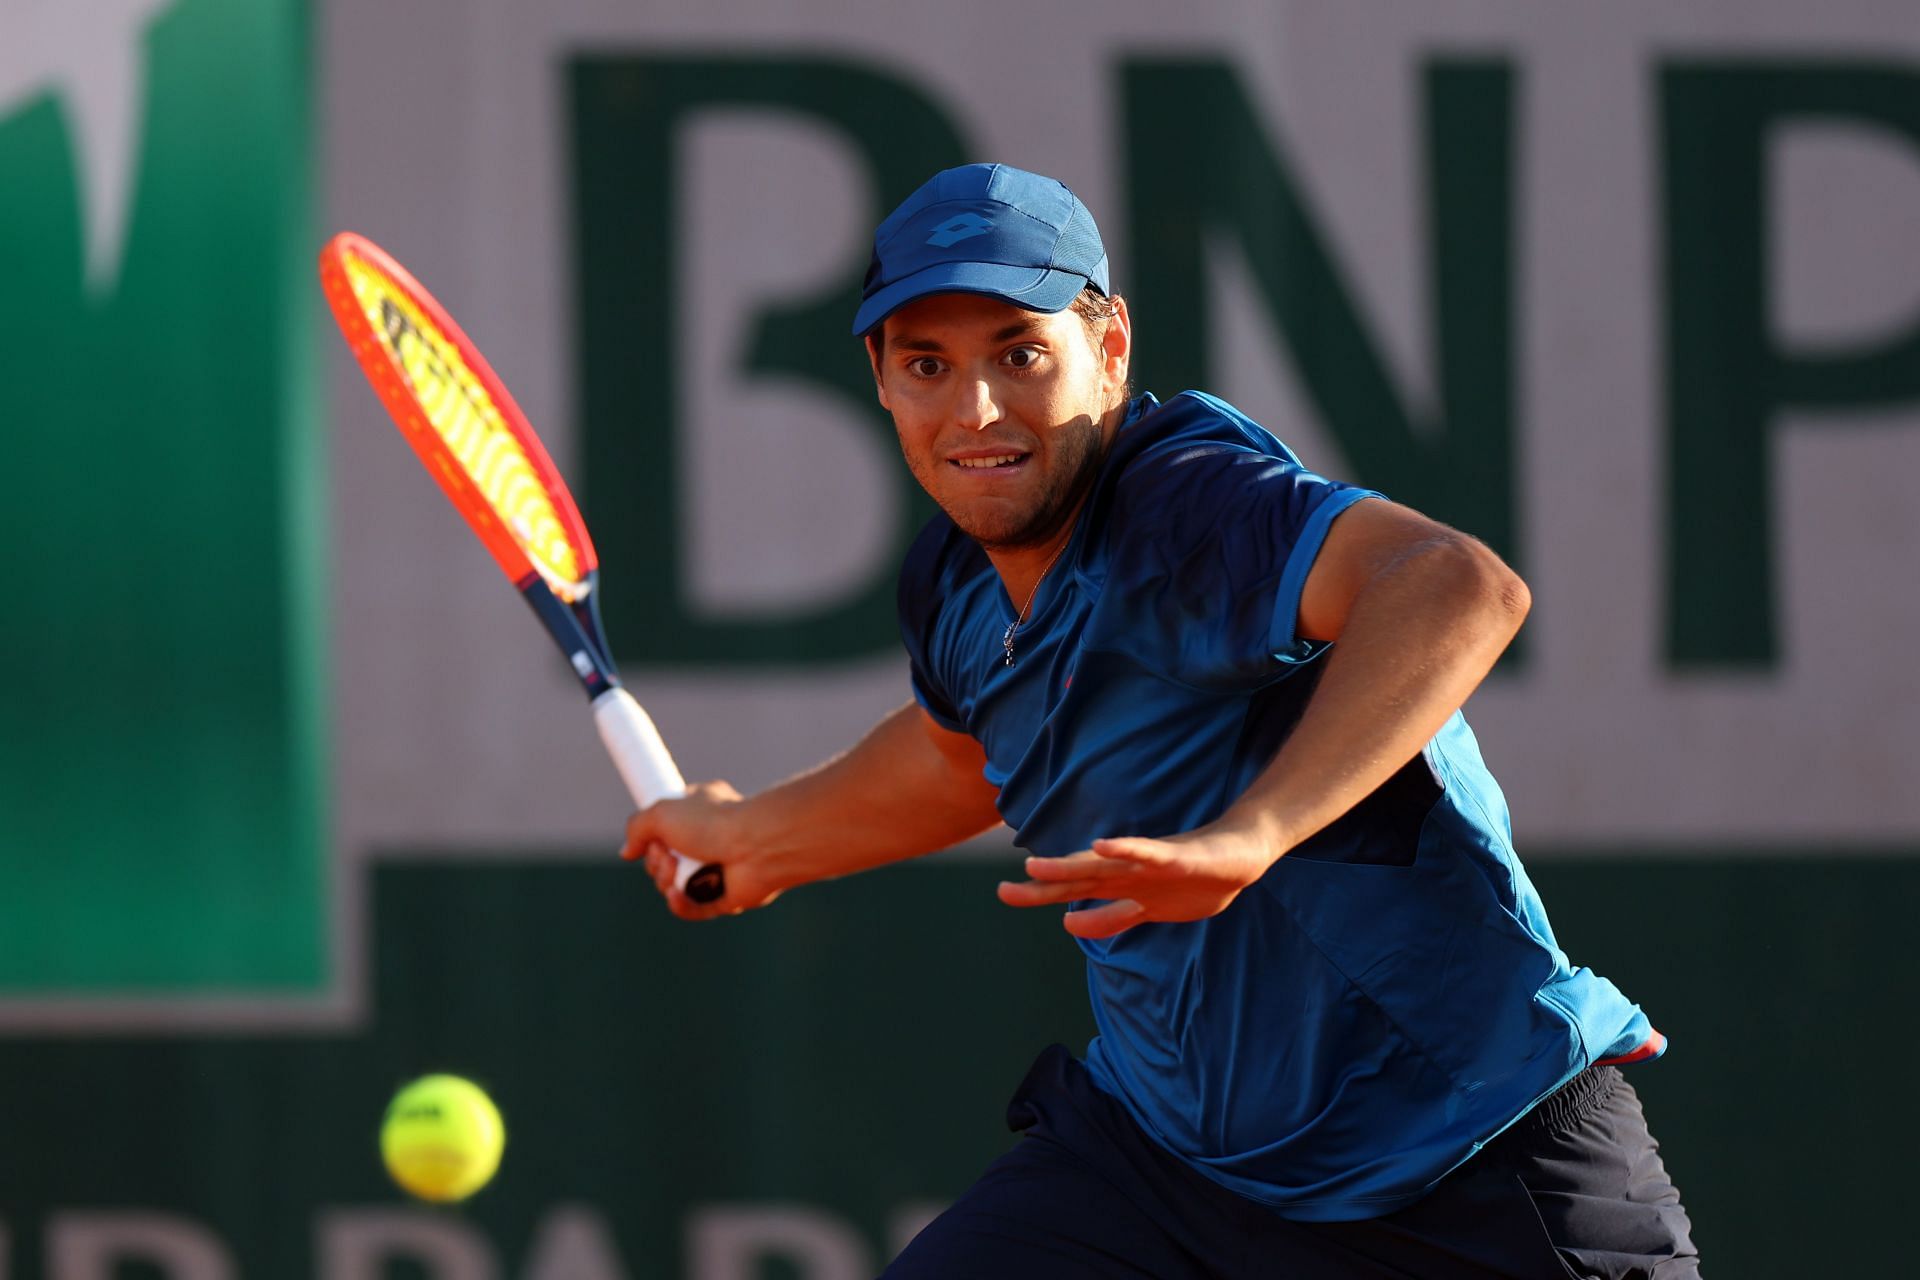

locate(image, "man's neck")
[[982, 395, 1130, 606], [986, 519, 1078, 613]]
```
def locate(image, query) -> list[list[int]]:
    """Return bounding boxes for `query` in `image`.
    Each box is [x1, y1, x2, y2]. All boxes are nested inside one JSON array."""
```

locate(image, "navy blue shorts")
[[883, 1046, 1699, 1279]]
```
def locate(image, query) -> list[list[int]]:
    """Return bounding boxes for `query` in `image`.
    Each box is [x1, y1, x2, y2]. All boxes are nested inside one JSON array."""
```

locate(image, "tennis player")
[[624, 164, 1700, 1278]]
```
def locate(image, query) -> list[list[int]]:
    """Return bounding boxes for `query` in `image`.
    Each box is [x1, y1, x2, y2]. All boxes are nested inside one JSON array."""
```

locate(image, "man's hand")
[[611, 702, 1004, 923], [996, 823, 1281, 939], [620, 781, 788, 922]]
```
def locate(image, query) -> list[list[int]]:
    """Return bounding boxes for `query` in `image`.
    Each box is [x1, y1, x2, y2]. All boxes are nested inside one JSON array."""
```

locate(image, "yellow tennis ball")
[[380, 1074, 505, 1203]]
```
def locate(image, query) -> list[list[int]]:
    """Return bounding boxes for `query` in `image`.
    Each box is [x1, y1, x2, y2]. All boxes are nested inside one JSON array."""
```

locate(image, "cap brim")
[[852, 260, 1089, 336]]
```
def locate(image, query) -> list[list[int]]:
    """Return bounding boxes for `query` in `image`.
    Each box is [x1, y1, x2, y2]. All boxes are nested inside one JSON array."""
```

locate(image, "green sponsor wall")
[[0, 856, 1908, 1276], [0, 0, 324, 993]]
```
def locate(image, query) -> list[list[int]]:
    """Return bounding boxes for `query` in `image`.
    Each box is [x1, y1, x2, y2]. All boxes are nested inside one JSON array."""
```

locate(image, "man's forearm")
[[733, 702, 1004, 888], [1219, 534, 1529, 857]]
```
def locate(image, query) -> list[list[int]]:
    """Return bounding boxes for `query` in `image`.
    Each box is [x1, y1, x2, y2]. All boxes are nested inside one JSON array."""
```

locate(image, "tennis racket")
[[319, 231, 726, 904]]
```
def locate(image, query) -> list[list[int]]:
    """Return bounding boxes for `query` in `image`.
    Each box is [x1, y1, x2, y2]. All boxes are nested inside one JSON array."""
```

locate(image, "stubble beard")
[[924, 412, 1110, 553]]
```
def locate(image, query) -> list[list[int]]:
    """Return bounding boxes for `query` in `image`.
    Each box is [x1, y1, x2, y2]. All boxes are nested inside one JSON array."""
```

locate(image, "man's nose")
[[953, 375, 1002, 431]]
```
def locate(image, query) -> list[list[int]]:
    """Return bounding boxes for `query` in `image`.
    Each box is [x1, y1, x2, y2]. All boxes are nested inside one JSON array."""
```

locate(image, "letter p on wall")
[[1664, 62, 1920, 669]]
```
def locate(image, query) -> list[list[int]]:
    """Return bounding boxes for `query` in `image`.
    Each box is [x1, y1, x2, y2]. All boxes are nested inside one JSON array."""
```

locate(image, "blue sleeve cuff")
[[910, 675, 966, 734], [1269, 489, 1383, 654]]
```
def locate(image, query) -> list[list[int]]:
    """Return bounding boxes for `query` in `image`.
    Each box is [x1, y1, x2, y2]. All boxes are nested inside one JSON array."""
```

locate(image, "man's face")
[[867, 291, 1131, 552]]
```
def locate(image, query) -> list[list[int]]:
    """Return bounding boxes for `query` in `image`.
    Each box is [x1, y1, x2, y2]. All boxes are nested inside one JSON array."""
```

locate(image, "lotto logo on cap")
[[853, 163, 1111, 335], [926, 212, 994, 247]]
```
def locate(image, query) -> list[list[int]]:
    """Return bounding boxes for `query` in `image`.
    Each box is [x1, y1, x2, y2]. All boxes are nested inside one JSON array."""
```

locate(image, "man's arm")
[[998, 497, 1529, 938], [623, 701, 1004, 920]]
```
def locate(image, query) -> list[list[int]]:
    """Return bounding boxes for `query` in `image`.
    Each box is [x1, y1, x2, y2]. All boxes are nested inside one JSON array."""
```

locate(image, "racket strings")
[[346, 258, 586, 598]]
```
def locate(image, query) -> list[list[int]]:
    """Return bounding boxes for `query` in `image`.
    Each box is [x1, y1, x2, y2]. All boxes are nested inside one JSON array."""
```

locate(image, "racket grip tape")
[[591, 688, 727, 904]]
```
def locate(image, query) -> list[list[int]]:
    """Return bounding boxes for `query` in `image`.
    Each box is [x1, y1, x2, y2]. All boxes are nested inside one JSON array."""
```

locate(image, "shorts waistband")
[[1504, 1064, 1621, 1143]]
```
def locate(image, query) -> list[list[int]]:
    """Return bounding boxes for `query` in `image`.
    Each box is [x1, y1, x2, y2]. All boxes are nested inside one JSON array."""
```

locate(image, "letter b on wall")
[[570, 57, 967, 667]]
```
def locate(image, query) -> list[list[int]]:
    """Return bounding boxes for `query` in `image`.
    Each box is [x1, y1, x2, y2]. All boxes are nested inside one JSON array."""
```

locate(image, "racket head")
[[319, 232, 598, 603]]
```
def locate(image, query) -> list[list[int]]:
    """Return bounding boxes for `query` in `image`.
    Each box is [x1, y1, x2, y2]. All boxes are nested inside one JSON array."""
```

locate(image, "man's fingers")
[[664, 883, 729, 922], [1006, 844, 1179, 909], [998, 878, 1105, 908], [1023, 852, 1133, 881], [635, 838, 721, 918], [621, 807, 664, 862], [1021, 840, 1174, 882], [1063, 899, 1149, 939], [1088, 837, 1174, 866]]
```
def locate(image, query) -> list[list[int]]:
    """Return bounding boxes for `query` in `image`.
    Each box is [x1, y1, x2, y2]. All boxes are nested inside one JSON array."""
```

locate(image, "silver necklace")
[[1001, 538, 1070, 667]]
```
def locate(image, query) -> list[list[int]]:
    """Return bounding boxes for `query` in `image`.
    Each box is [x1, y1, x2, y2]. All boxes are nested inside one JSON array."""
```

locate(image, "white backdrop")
[[325, 0, 1920, 866]]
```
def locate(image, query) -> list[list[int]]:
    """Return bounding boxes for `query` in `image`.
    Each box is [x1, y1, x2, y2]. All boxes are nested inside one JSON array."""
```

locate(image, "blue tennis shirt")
[[898, 390, 1661, 1222]]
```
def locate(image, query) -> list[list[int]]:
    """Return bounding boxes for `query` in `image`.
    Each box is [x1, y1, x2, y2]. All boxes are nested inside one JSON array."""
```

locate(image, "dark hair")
[[1066, 286, 1121, 338]]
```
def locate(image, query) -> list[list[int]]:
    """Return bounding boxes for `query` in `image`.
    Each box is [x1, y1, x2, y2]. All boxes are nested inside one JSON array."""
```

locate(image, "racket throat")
[[518, 574, 618, 698]]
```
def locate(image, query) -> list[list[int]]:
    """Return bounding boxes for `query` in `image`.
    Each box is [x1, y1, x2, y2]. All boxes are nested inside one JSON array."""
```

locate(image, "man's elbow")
[[1423, 532, 1530, 634], [1461, 537, 1530, 635]]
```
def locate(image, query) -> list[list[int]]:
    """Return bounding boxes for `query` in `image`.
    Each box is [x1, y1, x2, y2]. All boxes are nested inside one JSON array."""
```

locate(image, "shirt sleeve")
[[1096, 424, 1380, 691], [907, 660, 965, 733], [896, 518, 968, 733]]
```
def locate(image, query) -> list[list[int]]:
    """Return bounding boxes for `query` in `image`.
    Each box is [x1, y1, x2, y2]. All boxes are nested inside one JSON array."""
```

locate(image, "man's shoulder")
[[1092, 391, 1311, 538], [1111, 391, 1305, 474]]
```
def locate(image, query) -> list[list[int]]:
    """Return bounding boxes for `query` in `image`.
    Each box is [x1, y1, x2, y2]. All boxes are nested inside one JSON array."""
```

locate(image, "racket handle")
[[591, 688, 727, 904]]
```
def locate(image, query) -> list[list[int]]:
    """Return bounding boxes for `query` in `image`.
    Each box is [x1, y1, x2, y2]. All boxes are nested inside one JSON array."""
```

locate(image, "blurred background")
[[3, 0, 1918, 1275]]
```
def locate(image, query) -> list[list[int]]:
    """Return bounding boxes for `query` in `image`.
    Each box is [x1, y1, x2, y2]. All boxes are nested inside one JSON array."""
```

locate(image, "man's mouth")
[[949, 452, 1029, 470]]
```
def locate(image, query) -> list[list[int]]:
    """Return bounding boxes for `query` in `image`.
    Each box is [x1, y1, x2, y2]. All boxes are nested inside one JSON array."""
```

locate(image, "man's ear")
[[1102, 296, 1132, 400], [865, 332, 890, 411]]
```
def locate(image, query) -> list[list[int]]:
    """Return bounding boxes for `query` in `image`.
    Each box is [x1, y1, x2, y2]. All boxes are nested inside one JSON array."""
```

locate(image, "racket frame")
[[319, 232, 725, 903]]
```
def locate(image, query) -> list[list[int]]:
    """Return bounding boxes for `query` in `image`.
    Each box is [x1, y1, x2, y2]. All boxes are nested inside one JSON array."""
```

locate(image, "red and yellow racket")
[[319, 232, 725, 904]]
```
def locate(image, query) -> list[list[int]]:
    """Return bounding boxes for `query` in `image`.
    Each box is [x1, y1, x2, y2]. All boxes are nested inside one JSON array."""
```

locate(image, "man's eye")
[[909, 358, 942, 377], [1004, 346, 1042, 369]]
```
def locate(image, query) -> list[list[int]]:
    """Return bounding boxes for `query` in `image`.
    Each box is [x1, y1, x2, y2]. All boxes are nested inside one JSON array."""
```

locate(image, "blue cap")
[[852, 163, 1110, 336]]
